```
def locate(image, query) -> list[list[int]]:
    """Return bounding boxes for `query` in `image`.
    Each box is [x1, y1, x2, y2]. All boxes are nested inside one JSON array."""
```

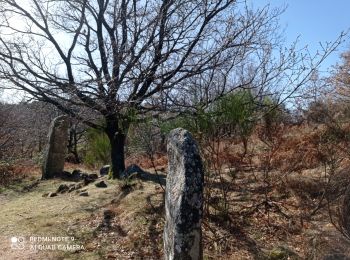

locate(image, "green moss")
[[266, 246, 299, 260]]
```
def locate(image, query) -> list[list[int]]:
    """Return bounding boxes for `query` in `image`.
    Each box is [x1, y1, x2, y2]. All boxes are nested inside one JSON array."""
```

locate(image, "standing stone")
[[164, 128, 204, 260], [42, 116, 69, 179]]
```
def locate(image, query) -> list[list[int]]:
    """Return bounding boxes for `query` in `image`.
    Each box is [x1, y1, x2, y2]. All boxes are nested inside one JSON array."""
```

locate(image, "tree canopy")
[[0, 0, 344, 177]]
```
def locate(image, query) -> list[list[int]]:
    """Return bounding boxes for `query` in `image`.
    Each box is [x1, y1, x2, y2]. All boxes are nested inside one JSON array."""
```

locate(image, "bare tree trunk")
[[105, 115, 128, 179], [68, 126, 80, 163]]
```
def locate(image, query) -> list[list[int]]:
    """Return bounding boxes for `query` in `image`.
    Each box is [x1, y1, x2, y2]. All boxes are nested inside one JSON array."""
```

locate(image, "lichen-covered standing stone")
[[42, 116, 68, 179], [164, 128, 204, 260]]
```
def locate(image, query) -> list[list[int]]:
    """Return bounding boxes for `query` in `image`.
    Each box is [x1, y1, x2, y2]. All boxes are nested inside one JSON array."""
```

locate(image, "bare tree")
[[0, 0, 344, 178], [332, 49, 350, 99]]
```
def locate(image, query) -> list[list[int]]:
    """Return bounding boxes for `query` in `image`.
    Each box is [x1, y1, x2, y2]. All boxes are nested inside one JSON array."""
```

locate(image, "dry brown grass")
[[1, 123, 350, 259], [126, 152, 168, 170]]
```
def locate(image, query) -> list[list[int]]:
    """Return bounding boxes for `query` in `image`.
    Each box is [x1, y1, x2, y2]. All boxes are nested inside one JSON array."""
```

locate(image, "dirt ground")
[[0, 164, 350, 259]]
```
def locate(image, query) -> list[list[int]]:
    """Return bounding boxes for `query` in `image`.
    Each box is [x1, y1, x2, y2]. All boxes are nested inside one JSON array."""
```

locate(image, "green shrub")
[[159, 90, 257, 146], [84, 128, 110, 167], [212, 90, 257, 153], [159, 115, 193, 134], [214, 90, 256, 135]]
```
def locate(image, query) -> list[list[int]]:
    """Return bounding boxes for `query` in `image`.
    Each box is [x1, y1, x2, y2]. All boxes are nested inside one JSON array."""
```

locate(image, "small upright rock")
[[164, 128, 204, 260], [42, 116, 69, 179], [100, 165, 110, 176]]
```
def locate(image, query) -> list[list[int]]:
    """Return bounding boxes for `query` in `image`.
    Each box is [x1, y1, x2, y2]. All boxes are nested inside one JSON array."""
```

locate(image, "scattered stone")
[[81, 173, 97, 186], [164, 128, 204, 260], [88, 173, 98, 180], [61, 171, 73, 178], [71, 169, 82, 180], [83, 178, 94, 186], [79, 191, 89, 197], [72, 169, 81, 176], [121, 164, 145, 179], [22, 179, 40, 192], [100, 165, 110, 176], [65, 183, 76, 193], [48, 192, 57, 197], [95, 181, 107, 188], [75, 182, 84, 190], [54, 171, 82, 182], [42, 116, 69, 179], [56, 184, 69, 193], [42, 193, 49, 197], [76, 188, 87, 194]]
